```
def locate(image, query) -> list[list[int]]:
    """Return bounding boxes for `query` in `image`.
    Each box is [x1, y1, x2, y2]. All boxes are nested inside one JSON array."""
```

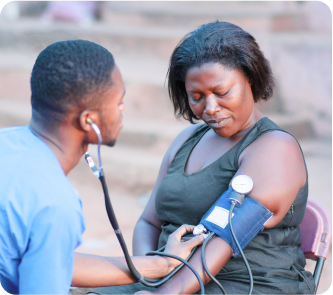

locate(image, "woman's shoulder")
[[241, 129, 304, 165], [239, 128, 306, 194], [253, 129, 301, 153]]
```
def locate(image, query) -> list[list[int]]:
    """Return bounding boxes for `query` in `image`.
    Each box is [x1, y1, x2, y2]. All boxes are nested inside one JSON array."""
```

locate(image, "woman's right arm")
[[132, 123, 204, 256]]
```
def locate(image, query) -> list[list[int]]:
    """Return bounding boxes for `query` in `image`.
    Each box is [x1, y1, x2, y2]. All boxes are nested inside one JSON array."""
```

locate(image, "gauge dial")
[[231, 175, 253, 195]]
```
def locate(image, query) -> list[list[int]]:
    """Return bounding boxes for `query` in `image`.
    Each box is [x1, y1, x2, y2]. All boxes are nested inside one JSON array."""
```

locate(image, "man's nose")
[[204, 96, 221, 116]]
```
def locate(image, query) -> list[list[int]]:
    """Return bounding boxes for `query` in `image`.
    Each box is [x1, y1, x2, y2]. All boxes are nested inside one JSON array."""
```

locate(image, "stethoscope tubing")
[[229, 202, 253, 295], [86, 119, 253, 295], [99, 163, 205, 293], [201, 232, 227, 294], [85, 119, 205, 293]]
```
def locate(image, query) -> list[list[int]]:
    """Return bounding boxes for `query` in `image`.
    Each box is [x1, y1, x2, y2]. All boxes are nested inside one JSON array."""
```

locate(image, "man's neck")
[[29, 115, 87, 175]]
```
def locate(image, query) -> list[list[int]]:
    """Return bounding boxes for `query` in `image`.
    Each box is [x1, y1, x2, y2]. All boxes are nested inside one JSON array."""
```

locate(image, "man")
[[0, 40, 204, 294]]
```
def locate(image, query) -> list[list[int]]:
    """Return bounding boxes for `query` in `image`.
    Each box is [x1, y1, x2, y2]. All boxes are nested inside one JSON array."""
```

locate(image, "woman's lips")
[[206, 117, 230, 128]]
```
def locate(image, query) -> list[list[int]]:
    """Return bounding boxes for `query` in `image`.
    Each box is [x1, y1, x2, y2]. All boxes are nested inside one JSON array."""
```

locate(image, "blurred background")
[[0, 1, 331, 294]]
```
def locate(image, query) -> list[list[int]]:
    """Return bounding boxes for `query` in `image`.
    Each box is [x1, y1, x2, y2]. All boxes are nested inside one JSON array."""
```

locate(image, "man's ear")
[[79, 110, 99, 132]]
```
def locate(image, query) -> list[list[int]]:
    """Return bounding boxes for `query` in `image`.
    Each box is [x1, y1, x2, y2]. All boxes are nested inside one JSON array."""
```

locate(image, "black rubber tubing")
[[229, 202, 253, 295], [201, 231, 227, 294], [99, 171, 205, 294]]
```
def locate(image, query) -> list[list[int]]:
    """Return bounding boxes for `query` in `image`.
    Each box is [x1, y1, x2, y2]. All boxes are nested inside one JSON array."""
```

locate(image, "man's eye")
[[119, 102, 125, 111]]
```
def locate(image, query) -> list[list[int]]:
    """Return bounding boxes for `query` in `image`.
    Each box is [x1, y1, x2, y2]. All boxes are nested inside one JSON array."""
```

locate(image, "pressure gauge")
[[231, 175, 253, 195]]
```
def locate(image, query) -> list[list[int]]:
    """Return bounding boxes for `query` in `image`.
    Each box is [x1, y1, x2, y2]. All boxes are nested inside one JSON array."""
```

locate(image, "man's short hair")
[[31, 40, 115, 123]]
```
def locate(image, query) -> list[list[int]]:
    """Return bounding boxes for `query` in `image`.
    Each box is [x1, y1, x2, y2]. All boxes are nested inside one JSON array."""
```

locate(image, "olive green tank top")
[[155, 117, 315, 294]]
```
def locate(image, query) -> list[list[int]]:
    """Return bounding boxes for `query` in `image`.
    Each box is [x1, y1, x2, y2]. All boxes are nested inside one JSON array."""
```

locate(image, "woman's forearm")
[[154, 237, 232, 294], [72, 253, 171, 287], [133, 218, 161, 256]]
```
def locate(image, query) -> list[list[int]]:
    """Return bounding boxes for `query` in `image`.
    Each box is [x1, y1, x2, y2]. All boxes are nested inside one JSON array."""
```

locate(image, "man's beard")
[[102, 126, 117, 147], [98, 110, 117, 147], [105, 139, 116, 147]]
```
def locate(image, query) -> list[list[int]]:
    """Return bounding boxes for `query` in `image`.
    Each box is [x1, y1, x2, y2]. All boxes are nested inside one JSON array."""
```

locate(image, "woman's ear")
[[79, 110, 99, 132]]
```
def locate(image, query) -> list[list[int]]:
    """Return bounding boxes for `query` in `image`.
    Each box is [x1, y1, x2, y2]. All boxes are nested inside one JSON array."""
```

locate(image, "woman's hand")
[[162, 224, 206, 271]]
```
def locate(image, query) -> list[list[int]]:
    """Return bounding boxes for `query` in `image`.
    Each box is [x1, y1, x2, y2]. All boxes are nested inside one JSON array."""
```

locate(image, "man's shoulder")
[[0, 125, 66, 187], [0, 126, 23, 134], [0, 126, 50, 170], [0, 126, 33, 144], [0, 125, 82, 222]]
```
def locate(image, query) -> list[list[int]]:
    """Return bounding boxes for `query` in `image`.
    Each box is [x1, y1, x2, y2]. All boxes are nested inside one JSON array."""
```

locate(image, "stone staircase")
[[0, 1, 331, 190], [103, 1, 307, 32]]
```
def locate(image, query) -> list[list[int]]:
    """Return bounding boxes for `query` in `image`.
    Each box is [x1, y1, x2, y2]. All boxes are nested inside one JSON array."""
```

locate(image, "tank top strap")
[[170, 123, 210, 170], [186, 123, 211, 143], [232, 117, 286, 169]]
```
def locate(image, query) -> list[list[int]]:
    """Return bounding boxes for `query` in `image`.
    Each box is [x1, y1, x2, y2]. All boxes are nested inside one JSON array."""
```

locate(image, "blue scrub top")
[[0, 126, 85, 294]]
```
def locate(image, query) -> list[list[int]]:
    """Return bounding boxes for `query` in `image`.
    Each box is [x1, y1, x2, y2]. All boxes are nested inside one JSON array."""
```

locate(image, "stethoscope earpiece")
[[85, 117, 103, 170]]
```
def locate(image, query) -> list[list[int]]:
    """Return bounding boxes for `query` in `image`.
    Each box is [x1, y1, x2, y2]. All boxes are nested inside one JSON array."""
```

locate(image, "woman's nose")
[[204, 96, 221, 116]]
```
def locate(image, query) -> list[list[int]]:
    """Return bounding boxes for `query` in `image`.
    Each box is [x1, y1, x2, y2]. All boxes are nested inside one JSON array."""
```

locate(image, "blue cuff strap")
[[200, 187, 273, 257]]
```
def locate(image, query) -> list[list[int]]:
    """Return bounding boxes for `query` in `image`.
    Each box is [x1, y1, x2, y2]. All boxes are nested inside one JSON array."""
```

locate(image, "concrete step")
[[0, 91, 316, 146], [0, 18, 186, 59], [0, 17, 330, 60], [0, 54, 316, 141], [106, 1, 286, 14], [0, 19, 326, 142], [0, 46, 317, 143], [103, 1, 306, 32]]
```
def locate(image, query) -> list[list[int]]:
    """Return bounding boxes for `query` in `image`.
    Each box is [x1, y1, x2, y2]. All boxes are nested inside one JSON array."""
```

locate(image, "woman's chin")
[[212, 128, 233, 138]]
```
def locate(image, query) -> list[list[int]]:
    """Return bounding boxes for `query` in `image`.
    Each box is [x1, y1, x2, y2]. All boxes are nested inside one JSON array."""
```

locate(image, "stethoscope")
[[84, 118, 253, 295], [84, 118, 205, 293]]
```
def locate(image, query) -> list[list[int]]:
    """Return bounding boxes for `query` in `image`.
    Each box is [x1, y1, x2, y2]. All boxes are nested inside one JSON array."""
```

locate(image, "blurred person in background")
[[41, 1, 102, 25], [1, 1, 102, 24]]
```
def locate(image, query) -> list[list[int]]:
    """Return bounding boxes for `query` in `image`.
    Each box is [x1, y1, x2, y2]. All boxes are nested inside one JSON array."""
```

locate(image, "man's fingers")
[[180, 236, 192, 242], [183, 233, 207, 248], [172, 224, 195, 239]]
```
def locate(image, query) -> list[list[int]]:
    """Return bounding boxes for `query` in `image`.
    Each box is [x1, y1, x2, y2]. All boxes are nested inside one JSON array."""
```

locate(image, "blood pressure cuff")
[[200, 187, 273, 257]]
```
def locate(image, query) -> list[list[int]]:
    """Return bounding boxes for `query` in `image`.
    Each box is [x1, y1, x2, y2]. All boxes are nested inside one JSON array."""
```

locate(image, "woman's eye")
[[191, 95, 203, 101], [216, 90, 229, 97]]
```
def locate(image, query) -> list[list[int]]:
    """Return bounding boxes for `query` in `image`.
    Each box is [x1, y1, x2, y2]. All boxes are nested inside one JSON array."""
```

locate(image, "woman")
[[92, 21, 315, 295]]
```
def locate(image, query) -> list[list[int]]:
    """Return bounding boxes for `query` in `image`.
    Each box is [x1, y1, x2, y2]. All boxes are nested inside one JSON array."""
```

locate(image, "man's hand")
[[72, 225, 206, 288], [162, 224, 206, 271], [132, 226, 205, 294]]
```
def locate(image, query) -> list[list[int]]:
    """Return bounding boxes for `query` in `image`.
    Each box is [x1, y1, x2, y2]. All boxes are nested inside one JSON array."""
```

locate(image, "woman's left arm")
[[145, 131, 307, 294], [149, 237, 232, 294], [236, 130, 307, 228]]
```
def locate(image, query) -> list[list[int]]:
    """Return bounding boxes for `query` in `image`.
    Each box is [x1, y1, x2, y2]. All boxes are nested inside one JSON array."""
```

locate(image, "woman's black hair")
[[31, 39, 115, 123], [167, 21, 275, 123]]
